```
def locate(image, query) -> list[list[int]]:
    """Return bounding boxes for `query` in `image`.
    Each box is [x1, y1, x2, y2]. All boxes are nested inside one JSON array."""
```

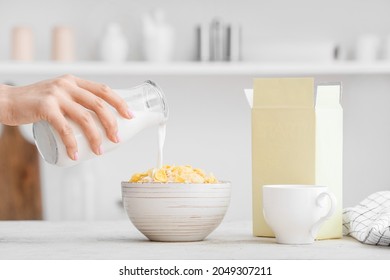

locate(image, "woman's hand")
[[0, 74, 133, 161]]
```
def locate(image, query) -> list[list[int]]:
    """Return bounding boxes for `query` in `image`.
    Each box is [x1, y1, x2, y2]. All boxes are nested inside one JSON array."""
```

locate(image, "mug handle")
[[310, 191, 336, 238]]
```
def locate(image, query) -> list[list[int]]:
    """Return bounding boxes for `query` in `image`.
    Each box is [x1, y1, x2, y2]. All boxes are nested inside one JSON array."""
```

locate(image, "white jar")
[[142, 10, 175, 62], [355, 34, 380, 62], [99, 22, 129, 63]]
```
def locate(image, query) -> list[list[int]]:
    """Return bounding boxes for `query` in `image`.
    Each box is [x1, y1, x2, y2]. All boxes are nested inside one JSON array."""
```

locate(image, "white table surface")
[[0, 220, 388, 260]]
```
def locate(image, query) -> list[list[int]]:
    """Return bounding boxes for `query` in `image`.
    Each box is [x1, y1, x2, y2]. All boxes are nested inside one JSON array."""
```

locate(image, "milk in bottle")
[[33, 80, 168, 167]]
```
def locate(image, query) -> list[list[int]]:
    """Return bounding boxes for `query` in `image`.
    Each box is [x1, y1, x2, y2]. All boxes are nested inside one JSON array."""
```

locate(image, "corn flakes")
[[129, 165, 219, 184]]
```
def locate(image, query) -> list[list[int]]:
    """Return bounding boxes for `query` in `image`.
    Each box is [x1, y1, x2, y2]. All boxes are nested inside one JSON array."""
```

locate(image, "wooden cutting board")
[[0, 125, 42, 220]]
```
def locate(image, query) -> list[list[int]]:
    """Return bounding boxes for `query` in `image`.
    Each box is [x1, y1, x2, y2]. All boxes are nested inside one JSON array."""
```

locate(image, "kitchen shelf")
[[1, 61, 390, 76]]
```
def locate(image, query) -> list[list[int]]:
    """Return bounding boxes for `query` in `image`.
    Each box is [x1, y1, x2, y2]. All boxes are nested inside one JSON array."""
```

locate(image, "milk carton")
[[315, 84, 343, 239], [245, 77, 342, 239]]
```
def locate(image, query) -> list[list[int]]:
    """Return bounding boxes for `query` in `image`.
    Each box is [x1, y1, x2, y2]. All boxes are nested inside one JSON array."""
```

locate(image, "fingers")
[[69, 86, 120, 144], [45, 95, 105, 160], [60, 100, 103, 156], [46, 110, 78, 161], [72, 76, 133, 119], [44, 75, 129, 161]]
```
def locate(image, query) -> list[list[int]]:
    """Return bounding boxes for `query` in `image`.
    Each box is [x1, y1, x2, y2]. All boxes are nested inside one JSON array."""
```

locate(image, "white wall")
[[2, 0, 390, 221]]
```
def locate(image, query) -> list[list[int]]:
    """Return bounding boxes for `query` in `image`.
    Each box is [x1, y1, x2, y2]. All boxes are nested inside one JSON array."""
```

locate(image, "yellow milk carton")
[[245, 77, 342, 239]]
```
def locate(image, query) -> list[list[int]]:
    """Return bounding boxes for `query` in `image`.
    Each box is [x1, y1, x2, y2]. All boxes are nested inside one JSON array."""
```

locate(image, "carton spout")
[[244, 89, 254, 108], [316, 83, 342, 108]]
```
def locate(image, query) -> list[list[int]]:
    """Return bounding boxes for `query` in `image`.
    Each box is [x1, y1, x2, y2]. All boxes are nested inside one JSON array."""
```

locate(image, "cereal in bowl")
[[129, 165, 219, 183]]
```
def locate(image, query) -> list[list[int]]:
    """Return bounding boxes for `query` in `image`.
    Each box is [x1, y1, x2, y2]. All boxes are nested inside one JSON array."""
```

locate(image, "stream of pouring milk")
[[157, 122, 166, 168]]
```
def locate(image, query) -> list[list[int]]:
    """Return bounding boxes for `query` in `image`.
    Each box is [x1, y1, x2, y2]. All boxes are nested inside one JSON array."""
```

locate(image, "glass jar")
[[33, 80, 168, 167]]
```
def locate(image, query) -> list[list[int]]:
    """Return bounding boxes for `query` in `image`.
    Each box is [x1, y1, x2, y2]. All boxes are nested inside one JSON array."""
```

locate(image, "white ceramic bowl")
[[121, 181, 231, 242]]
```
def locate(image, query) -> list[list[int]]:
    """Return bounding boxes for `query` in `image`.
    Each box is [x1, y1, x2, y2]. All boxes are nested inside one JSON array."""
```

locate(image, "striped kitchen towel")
[[343, 191, 390, 246]]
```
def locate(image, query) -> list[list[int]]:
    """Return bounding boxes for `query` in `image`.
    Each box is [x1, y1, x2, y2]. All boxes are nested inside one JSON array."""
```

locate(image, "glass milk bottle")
[[33, 80, 168, 167]]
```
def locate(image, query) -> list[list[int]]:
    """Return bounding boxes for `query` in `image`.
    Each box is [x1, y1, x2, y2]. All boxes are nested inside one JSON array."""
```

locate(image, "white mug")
[[263, 185, 336, 245]]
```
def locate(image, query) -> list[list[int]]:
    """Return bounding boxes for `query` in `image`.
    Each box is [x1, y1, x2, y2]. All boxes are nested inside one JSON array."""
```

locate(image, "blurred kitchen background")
[[1, 0, 390, 221]]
